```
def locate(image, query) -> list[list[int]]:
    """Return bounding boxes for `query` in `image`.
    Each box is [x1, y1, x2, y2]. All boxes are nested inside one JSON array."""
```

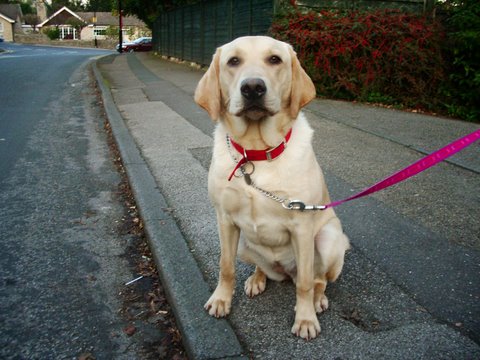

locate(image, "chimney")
[[35, 0, 47, 22]]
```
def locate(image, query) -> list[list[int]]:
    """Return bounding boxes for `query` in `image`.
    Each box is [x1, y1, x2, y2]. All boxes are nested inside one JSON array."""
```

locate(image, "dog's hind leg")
[[313, 217, 350, 313], [315, 219, 349, 279]]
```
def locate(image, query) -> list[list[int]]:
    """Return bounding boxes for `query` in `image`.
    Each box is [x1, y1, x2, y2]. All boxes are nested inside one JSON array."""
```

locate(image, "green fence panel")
[[191, 3, 203, 63], [252, 0, 276, 34], [153, 0, 275, 65], [232, 1, 251, 39]]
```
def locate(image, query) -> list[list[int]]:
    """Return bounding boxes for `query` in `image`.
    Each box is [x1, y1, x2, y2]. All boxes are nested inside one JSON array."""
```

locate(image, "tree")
[[85, 0, 114, 12], [116, 0, 161, 28], [115, 0, 199, 29], [49, 0, 84, 13], [24, 13, 40, 32], [0, 0, 35, 14], [20, 0, 35, 15], [66, 16, 86, 39]]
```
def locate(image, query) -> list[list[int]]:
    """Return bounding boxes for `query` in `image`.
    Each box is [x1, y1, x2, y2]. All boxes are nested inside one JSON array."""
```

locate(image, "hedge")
[[270, 8, 447, 112]]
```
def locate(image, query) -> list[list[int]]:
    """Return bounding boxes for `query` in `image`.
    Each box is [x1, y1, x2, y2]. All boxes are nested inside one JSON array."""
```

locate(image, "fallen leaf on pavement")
[[78, 353, 96, 360], [123, 323, 137, 336]]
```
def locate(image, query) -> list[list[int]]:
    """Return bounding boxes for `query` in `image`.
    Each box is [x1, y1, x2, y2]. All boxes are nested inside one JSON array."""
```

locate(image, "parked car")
[[116, 37, 152, 53]]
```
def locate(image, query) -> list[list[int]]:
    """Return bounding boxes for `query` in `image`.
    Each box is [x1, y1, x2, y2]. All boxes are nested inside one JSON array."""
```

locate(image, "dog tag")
[[244, 173, 252, 185]]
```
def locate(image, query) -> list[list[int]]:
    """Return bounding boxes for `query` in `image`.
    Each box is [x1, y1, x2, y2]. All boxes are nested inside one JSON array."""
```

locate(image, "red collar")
[[227, 128, 292, 181]]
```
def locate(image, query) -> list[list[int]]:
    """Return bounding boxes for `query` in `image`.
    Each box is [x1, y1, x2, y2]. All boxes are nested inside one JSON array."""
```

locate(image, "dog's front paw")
[[204, 292, 232, 318], [244, 270, 267, 297], [291, 317, 321, 340]]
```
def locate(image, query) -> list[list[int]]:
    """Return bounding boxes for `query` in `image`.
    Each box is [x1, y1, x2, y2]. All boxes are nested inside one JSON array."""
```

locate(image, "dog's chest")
[[223, 186, 292, 247], [239, 214, 290, 247]]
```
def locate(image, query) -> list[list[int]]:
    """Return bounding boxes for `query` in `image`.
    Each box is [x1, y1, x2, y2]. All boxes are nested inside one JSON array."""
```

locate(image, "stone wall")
[[15, 33, 117, 50]]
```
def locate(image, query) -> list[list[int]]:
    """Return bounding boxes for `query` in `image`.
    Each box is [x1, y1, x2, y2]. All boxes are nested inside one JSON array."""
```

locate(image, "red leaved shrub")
[[270, 9, 446, 110]]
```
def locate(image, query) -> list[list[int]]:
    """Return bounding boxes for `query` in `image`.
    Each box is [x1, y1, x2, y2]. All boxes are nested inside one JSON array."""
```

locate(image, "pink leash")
[[323, 128, 480, 209]]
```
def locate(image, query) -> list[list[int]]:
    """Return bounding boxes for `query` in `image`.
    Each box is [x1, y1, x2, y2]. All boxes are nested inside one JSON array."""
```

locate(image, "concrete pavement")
[[94, 52, 480, 359]]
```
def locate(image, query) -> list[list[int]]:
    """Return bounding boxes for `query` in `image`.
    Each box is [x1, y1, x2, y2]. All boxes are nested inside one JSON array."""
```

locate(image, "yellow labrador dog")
[[194, 36, 350, 339]]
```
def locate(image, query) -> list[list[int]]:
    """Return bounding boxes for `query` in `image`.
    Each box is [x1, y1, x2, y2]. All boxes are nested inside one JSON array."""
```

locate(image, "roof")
[[38, 6, 85, 27], [77, 12, 146, 27], [0, 4, 23, 22], [37, 5, 147, 28], [0, 12, 15, 24]]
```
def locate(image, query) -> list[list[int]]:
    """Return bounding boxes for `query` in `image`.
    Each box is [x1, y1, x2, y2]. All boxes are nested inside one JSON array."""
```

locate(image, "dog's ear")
[[194, 48, 222, 121], [289, 47, 316, 119]]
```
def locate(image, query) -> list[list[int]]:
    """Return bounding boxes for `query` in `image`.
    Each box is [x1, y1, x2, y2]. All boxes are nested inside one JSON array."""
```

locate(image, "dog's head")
[[195, 36, 316, 142]]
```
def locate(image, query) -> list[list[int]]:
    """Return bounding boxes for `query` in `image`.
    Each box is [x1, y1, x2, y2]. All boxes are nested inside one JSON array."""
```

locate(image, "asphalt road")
[[0, 43, 111, 184], [0, 44, 175, 358]]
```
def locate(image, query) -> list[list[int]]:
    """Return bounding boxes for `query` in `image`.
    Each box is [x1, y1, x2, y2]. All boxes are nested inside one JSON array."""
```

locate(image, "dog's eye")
[[268, 55, 282, 65], [227, 57, 241, 67]]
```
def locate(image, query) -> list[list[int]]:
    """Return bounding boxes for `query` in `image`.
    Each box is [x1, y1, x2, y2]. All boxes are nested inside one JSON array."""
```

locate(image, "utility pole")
[[93, 11, 97, 48], [91, 0, 98, 48], [118, 0, 123, 53]]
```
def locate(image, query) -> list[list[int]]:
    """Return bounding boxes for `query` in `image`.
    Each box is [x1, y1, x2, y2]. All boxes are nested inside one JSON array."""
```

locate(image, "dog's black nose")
[[240, 78, 266, 101]]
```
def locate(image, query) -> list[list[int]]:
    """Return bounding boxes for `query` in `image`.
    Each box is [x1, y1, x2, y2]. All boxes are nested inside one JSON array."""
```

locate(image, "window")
[[93, 26, 107, 37], [60, 26, 77, 40]]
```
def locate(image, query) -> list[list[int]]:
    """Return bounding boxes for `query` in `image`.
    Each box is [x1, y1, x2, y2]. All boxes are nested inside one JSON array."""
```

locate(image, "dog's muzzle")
[[238, 78, 272, 121], [241, 78, 266, 101]]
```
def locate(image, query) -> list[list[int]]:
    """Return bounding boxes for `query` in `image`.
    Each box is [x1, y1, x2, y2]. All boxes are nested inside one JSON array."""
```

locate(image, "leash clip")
[[282, 200, 326, 211], [283, 200, 305, 211]]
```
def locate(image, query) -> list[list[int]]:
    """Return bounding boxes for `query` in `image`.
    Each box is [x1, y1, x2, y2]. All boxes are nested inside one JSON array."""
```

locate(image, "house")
[[38, 6, 83, 39], [0, 3, 24, 42], [38, 6, 150, 41], [77, 11, 149, 41]]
